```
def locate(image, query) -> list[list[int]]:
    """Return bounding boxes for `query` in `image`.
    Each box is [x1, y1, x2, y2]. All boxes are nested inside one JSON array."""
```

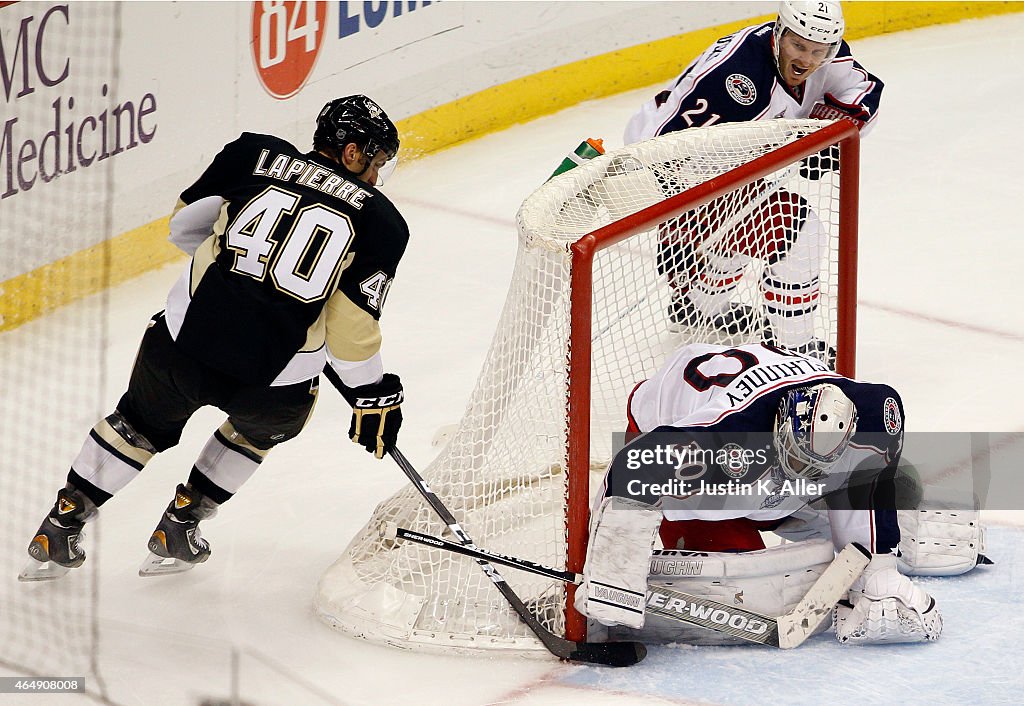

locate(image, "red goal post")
[[316, 118, 860, 655], [564, 119, 860, 641]]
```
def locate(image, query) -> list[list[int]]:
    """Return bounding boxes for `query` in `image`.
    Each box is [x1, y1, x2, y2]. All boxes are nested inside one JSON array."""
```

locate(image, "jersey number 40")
[[226, 186, 355, 303]]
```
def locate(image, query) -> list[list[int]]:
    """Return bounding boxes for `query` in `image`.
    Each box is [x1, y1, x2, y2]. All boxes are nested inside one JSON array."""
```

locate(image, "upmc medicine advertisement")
[[1, 0, 759, 280]]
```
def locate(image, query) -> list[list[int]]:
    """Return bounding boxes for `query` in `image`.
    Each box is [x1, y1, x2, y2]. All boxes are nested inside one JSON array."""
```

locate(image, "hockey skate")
[[19, 487, 97, 582], [794, 339, 837, 369], [667, 293, 763, 337], [139, 484, 217, 577]]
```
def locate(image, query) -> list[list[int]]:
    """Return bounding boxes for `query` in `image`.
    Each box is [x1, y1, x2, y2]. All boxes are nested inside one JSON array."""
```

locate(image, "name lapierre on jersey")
[[252, 149, 372, 209]]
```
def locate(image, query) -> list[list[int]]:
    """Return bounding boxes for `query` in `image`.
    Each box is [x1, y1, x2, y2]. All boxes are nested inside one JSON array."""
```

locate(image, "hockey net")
[[315, 118, 859, 652], [0, 2, 121, 689]]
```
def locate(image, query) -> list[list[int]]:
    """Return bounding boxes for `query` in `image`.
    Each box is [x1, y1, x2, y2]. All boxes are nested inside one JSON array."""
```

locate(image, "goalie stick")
[[387, 523, 870, 649], [386, 447, 646, 667]]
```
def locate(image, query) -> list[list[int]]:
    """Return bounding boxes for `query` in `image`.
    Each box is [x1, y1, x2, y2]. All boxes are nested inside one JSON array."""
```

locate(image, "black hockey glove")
[[339, 373, 404, 459]]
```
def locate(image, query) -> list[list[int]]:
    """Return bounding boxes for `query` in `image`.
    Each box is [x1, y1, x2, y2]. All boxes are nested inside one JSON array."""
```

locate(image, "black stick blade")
[[566, 640, 647, 667]]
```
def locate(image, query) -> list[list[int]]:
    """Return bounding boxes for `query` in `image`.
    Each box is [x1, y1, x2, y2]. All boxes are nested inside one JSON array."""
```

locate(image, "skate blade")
[[18, 558, 71, 582], [138, 552, 197, 577]]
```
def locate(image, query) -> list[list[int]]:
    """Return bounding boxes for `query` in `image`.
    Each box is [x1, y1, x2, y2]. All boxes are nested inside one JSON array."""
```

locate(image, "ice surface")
[[2, 13, 1022, 706]]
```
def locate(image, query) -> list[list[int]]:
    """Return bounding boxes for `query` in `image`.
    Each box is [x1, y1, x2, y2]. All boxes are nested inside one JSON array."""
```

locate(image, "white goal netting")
[[315, 119, 855, 653], [0, 2, 121, 691]]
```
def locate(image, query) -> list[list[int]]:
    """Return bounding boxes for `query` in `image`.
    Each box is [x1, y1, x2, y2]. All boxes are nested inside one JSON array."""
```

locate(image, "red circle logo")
[[251, 1, 327, 99]]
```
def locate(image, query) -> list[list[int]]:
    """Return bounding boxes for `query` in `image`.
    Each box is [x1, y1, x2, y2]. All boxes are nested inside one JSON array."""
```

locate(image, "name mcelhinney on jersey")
[[624, 477, 823, 498], [724, 357, 832, 407]]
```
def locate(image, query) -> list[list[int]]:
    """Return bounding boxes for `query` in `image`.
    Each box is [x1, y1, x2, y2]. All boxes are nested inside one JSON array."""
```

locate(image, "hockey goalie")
[[574, 342, 986, 646]]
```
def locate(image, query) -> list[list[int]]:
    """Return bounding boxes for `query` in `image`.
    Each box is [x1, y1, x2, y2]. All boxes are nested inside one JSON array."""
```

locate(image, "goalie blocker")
[[574, 497, 662, 629]]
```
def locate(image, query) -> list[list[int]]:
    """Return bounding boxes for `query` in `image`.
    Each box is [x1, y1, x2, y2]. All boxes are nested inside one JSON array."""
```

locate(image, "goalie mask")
[[774, 383, 857, 480], [773, 0, 845, 68], [314, 95, 400, 184]]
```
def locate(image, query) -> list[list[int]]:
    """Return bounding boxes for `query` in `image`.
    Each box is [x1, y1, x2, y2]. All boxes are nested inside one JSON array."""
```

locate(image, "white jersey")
[[608, 343, 905, 553], [624, 22, 883, 144], [627, 343, 837, 432]]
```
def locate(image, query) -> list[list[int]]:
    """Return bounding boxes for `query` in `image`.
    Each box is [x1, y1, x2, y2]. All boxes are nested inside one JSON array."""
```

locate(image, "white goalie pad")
[[609, 538, 836, 645], [573, 497, 661, 629], [897, 508, 987, 576], [896, 483, 990, 576]]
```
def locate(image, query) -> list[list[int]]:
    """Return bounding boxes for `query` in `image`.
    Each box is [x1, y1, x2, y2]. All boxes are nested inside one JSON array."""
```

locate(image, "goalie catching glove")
[[338, 373, 404, 459], [834, 552, 942, 645]]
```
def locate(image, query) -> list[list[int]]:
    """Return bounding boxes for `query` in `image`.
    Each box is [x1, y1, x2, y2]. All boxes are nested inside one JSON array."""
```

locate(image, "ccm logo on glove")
[[352, 390, 404, 408], [339, 373, 404, 459]]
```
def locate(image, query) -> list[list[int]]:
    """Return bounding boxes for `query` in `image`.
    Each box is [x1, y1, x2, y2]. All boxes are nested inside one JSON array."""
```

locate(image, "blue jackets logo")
[[726, 74, 757, 106]]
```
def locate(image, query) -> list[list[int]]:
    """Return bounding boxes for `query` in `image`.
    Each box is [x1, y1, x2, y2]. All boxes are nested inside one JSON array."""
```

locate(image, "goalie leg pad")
[[897, 508, 986, 576], [897, 502, 989, 576], [574, 497, 661, 629], [611, 538, 835, 645]]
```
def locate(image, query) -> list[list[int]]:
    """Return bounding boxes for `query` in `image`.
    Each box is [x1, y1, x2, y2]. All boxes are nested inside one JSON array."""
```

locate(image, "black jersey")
[[164, 132, 409, 386]]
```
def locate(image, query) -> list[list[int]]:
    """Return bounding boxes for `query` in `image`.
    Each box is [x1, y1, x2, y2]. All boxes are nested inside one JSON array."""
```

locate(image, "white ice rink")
[[4, 13, 1024, 706]]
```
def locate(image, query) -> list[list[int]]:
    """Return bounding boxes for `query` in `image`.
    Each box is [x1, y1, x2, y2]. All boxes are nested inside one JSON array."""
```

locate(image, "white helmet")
[[773, 0, 845, 66], [774, 383, 857, 480]]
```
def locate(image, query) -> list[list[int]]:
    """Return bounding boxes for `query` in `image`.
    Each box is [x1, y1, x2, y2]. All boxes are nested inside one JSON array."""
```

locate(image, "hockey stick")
[[321, 367, 642, 664], [387, 447, 646, 667], [387, 522, 870, 649]]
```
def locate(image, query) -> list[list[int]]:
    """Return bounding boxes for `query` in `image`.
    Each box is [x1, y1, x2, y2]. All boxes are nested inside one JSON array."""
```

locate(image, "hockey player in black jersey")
[[21, 95, 411, 580]]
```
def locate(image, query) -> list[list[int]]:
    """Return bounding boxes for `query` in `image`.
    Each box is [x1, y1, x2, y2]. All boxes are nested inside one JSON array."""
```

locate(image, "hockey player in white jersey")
[[625, 1, 880, 142], [625, 1, 882, 361], [576, 343, 944, 646]]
